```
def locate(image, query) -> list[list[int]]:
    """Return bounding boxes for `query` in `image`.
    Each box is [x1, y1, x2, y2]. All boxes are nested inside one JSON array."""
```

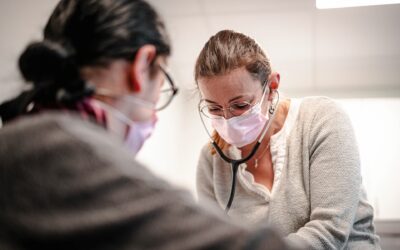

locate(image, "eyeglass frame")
[[198, 80, 269, 119], [94, 63, 178, 111], [156, 64, 179, 111]]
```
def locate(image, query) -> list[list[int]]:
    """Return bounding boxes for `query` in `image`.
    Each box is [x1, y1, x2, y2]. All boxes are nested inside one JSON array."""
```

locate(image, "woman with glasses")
[[0, 0, 178, 155], [195, 30, 380, 249], [0, 1, 292, 249]]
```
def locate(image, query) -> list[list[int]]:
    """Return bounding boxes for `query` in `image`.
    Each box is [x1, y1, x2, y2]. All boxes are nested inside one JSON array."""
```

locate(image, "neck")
[[268, 97, 290, 137]]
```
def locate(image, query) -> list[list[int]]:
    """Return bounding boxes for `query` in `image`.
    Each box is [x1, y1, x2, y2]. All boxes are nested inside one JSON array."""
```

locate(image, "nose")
[[223, 109, 234, 120]]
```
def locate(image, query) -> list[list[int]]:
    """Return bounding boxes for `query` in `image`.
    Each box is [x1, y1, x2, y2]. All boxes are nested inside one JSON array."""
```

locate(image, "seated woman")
[[195, 30, 380, 249], [0, 1, 290, 249]]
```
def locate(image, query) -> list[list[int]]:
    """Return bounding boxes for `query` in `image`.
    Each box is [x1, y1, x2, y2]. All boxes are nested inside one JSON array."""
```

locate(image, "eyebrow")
[[204, 95, 250, 104]]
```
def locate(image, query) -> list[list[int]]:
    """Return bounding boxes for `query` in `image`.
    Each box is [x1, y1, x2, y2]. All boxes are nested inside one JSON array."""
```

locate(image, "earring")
[[268, 90, 279, 115], [269, 105, 275, 115]]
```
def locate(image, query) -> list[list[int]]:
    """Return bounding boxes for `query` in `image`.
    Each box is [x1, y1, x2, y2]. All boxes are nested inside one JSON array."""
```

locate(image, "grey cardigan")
[[197, 97, 381, 249], [0, 113, 291, 250]]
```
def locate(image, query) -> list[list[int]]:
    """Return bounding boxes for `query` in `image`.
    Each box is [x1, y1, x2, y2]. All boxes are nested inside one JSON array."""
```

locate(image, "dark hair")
[[0, 0, 170, 123]]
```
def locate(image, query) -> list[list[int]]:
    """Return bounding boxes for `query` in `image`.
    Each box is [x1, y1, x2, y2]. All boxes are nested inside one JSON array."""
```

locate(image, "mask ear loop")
[[258, 80, 270, 107], [95, 88, 156, 110], [90, 98, 135, 127], [257, 89, 280, 144], [198, 88, 280, 212]]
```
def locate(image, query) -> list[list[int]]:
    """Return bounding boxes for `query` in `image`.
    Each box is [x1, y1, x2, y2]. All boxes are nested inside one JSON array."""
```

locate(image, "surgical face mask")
[[89, 98, 156, 155], [211, 103, 269, 148], [124, 119, 156, 155], [210, 89, 270, 148]]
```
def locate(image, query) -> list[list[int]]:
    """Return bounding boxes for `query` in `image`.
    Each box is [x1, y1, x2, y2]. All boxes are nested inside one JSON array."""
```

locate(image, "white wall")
[[0, 0, 57, 102], [338, 99, 400, 220], [1, 0, 399, 219]]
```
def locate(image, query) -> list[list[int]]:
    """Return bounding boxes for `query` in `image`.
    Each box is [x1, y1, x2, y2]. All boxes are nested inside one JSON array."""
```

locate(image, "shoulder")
[[0, 112, 159, 183], [0, 112, 120, 158], [200, 142, 212, 157], [295, 96, 357, 151], [299, 96, 345, 116], [197, 142, 214, 170], [296, 97, 358, 156], [297, 96, 351, 129], [0, 111, 107, 140]]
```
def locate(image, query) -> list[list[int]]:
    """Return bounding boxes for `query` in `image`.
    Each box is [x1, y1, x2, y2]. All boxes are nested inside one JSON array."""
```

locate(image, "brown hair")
[[194, 30, 272, 154]]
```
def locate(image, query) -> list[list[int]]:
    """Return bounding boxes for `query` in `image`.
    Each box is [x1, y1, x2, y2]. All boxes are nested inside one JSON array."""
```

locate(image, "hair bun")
[[18, 40, 84, 103], [19, 41, 72, 85]]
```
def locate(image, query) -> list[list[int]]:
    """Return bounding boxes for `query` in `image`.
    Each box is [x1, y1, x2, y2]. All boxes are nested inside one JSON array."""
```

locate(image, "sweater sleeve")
[[196, 143, 220, 207], [285, 99, 362, 249]]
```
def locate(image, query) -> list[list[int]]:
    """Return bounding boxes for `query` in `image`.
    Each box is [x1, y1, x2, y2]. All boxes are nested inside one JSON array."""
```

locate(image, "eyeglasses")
[[199, 83, 269, 119], [199, 99, 257, 119], [95, 64, 178, 112], [156, 64, 179, 111]]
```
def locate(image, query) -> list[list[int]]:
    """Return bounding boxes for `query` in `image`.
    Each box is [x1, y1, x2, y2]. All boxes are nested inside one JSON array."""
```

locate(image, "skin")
[[198, 67, 291, 191], [81, 45, 167, 122]]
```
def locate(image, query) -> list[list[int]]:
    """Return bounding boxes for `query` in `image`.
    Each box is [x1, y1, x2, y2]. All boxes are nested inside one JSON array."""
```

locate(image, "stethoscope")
[[198, 89, 280, 212]]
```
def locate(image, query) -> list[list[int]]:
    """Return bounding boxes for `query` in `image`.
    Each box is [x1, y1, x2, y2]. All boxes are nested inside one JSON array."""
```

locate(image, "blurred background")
[[0, 0, 399, 247]]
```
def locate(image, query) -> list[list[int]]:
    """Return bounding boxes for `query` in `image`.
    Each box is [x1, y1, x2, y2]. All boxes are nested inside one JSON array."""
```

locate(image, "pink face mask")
[[211, 103, 268, 148], [87, 98, 157, 156], [124, 118, 157, 155]]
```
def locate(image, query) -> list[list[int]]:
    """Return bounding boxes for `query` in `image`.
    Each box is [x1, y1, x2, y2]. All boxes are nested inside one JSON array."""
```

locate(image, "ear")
[[129, 45, 157, 93], [268, 72, 280, 90]]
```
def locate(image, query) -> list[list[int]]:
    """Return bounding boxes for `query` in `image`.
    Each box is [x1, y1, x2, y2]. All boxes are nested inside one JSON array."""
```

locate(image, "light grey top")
[[0, 113, 292, 250], [196, 96, 381, 249]]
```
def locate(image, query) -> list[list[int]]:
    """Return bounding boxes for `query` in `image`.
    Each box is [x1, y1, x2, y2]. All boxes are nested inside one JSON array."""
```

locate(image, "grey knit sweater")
[[0, 113, 292, 250], [197, 97, 381, 249]]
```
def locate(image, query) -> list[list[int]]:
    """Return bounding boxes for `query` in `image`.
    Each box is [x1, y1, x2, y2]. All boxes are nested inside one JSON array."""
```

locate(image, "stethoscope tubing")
[[199, 90, 280, 212]]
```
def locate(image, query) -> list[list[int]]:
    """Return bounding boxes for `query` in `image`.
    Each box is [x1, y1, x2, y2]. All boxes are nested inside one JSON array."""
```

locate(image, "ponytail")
[[0, 0, 170, 124], [0, 40, 92, 123]]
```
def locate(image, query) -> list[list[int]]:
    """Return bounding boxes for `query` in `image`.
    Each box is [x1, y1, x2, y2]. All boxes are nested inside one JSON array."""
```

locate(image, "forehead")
[[198, 67, 261, 102]]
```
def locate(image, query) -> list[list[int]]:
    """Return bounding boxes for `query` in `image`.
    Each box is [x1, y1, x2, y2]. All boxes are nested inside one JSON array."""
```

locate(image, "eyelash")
[[208, 107, 221, 112], [231, 103, 250, 109]]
